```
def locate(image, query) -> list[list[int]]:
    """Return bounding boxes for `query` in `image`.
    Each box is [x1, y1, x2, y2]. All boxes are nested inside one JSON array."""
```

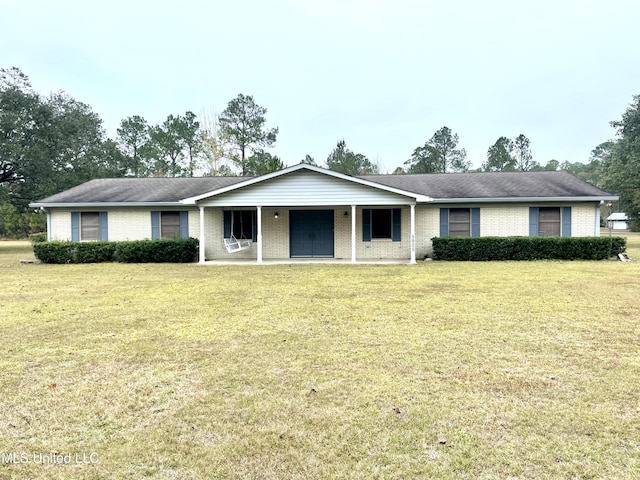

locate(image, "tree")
[[405, 145, 443, 173], [1, 68, 124, 209], [483, 137, 516, 171], [117, 115, 152, 176], [1, 67, 129, 238], [246, 150, 284, 176], [1, 68, 53, 204], [218, 94, 278, 176], [513, 134, 533, 171], [558, 157, 602, 186], [176, 111, 202, 177], [149, 113, 202, 177], [45, 92, 123, 189], [405, 126, 469, 173], [199, 110, 233, 176], [544, 159, 560, 171], [301, 154, 317, 166], [326, 140, 378, 175], [600, 94, 640, 228]]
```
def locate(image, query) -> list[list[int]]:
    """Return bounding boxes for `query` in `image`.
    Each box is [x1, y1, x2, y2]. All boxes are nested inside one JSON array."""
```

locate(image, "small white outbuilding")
[[607, 212, 629, 230]]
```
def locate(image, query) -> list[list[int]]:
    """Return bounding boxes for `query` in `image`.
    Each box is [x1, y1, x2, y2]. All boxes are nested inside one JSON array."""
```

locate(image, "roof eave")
[[427, 195, 619, 204], [29, 202, 187, 208]]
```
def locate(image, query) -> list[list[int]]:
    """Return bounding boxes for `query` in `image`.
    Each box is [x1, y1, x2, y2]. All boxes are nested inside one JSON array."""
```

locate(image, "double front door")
[[289, 210, 334, 257]]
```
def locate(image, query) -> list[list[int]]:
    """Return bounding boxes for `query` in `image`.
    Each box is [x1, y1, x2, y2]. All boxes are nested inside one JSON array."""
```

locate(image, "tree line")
[[1, 67, 638, 236]]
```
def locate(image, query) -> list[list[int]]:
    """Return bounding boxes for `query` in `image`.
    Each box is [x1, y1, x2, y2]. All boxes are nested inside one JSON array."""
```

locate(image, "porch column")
[[410, 203, 416, 264], [351, 205, 357, 263], [595, 204, 601, 236], [256, 206, 263, 264], [198, 206, 205, 264]]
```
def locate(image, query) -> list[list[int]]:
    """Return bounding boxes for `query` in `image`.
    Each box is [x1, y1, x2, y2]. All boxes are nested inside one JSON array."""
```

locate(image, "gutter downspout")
[[42, 208, 51, 241]]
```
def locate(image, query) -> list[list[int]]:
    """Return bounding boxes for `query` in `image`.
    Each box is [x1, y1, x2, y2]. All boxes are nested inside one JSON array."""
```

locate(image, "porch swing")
[[223, 212, 252, 253]]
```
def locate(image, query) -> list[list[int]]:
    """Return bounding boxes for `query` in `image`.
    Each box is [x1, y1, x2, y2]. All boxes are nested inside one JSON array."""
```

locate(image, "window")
[[160, 212, 181, 238], [449, 208, 471, 237], [538, 207, 561, 237], [362, 208, 401, 242], [80, 212, 100, 241], [71, 212, 107, 242], [371, 209, 392, 239], [151, 211, 189, 239], [223, 210, 255, 240], [530, 207, 571, 237], [440, 208, 480, 237]]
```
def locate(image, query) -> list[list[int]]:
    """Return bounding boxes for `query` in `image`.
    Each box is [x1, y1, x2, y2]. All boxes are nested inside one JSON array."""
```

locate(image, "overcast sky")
[[2, 0, 639, 173]]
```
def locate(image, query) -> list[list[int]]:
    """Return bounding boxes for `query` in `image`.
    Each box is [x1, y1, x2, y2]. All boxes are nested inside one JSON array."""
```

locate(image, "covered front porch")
[[195, 205, 418, 264], [179, 164, 432, 264]]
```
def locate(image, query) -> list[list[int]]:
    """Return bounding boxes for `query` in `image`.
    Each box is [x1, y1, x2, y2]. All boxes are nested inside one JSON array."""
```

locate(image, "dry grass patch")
[[1, 237, 639, 479]]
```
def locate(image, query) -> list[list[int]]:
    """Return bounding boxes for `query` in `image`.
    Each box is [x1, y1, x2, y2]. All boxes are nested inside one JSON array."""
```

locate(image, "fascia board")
[[426, 196, 619, 204], [29, 202, 188, 208]]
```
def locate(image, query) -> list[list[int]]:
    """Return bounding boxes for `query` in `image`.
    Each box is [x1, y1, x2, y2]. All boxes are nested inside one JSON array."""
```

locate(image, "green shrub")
[[431, 236, 626, 261], [33, 238, 199, 264], [74, 242, 117, 263], [29, 232, 47, 244], [33, 241, 75, 264], [115, 238, 199, 263]]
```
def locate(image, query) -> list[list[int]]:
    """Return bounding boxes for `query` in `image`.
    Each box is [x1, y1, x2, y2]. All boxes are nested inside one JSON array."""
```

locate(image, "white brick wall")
[[414, 206, 439, 259], [416, 203, 600, 256], [50, 209, 73, 241], [49, 207, 198, 242], [108, 209, 153, 240], [355, 208, 410, 259], [47, 202, 601, 260], [481, 205, 530, 237], [572, 204, 599, 236]]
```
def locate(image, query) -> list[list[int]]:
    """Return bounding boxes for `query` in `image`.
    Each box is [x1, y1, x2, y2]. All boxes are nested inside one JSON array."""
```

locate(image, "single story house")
[[606, 212, 629, 230], [30, 163, 618, 264]]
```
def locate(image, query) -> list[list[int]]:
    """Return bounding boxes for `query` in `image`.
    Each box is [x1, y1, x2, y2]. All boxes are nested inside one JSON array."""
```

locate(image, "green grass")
[[1, 236, 639, 479]]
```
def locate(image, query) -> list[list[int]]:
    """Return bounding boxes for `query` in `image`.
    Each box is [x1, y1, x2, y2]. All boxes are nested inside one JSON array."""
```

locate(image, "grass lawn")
[[1, 235, 639, 479]]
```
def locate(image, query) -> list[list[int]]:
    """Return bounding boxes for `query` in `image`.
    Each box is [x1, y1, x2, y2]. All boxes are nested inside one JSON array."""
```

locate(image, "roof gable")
[[181, 164, 431, 204], [192, 166, 427, 207]]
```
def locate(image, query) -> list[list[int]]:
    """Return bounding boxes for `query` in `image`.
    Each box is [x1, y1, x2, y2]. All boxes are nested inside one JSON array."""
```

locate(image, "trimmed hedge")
[[75, 242, 117, 263], [431, 236, 626, 261], [33, 238, 199, 264], [32, 241, 75, 264], [115, 238, 199, 263]]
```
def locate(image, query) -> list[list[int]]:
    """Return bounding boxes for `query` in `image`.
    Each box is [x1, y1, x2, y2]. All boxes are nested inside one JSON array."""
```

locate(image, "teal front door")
[[289, 210, 334, 257]]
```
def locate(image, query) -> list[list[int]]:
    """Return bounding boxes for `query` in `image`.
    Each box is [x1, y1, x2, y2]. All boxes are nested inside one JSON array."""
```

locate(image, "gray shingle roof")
[[32, 169, 613, 205], [360, 171, 611, 199], [34, 177, 247, 204]]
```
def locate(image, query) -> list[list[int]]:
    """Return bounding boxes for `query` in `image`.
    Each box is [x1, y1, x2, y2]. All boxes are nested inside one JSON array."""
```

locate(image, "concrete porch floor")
[[200, 258, 415, 265]]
